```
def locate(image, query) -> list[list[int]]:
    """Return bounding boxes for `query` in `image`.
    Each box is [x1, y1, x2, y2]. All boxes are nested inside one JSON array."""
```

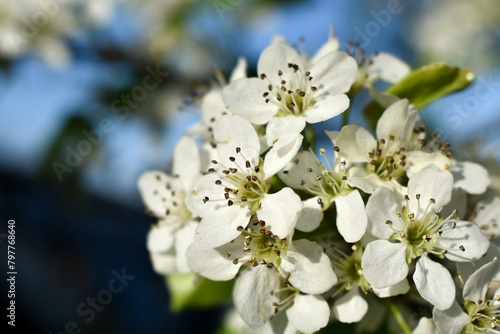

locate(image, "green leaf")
[[166, 272, 234, 312], [365, 63, 475, 129]]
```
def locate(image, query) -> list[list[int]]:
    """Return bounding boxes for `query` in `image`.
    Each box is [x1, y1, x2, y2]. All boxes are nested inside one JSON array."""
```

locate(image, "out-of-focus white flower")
[[411, 0, 500, 68], [0, 0, 115, 65], [361, 165, 489, 310], [138, 136, 200, 274], [433, 258, 500, 334]]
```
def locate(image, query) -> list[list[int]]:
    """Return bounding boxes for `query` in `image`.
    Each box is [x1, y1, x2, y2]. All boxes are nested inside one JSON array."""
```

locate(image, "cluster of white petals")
[[137, 29, 498, 334]]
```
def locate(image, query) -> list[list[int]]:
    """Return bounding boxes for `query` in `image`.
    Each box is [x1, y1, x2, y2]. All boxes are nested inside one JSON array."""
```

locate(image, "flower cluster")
[[138, 31, 499, 334]]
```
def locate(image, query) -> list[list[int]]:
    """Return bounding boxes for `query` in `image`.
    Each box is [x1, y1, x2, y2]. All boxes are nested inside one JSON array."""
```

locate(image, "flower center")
[[260, 64, 317, 117], [207, 147, 270, 214], [365, 136, 417, 182], [228, 222, 289, 269], [387, 194, 462, 263], [282, 148, 351, 210], [464, 298, 500, 333], [329, 244, 371, 293]]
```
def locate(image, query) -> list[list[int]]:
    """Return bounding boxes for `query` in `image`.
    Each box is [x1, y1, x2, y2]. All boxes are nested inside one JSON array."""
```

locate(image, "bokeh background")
[[0, 0, 499, 333]]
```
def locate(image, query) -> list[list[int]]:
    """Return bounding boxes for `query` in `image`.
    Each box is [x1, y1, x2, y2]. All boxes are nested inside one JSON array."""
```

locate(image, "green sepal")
[[165, 272, 234, 312], [364, 63, 475, 129]]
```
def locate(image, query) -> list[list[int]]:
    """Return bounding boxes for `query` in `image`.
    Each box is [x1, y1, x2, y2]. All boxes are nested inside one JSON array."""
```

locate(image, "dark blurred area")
[[0, 0, 499, 333]]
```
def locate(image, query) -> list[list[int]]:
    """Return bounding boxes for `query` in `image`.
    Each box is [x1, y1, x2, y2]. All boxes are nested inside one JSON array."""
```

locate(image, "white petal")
[[173, 136, 200, 192], [325, 130, 340, 144], [196, 204, 250, 248], [332, 288, 368, 323], [368, 52, 411, 83], [335, 190, 367, 242], [229, 57, 247, 82], [278, 151, 321, 190], [366, 187, 404, 239], [408, 165, 453, 219], [201, 89, 227, 124], [347, 167, 383, 194], [138, 171, 178, 218], [432, 301, 469, 334], [440, 220, 489, 262], [280, 239, 337, 294], [375, 99, 413, 142], [222, 77, 277, 125], [258, 188, 302, 238], [266, 117, 305, 146], [474, 197, 500, 239], [463, 257, 498, 303], [450, 160, 490, 194], [234, 266, 280, 327], [286, 294, 330, 333], [214, 115, 260, 167], [271, 35, 287, 45], [174, 221, 198, 273], [412, 317, 440, 334], [263, 311, 295, 334], [413, 255, 455, 310], [459, 244, 500, 283], [361, 240, 408, 289], [405, 151, 451, 178], [186, 237, 244, 281], [372, 279, 410, 298], [295, 197, 323, 232], [303, 93, 349, 124], [185, 173, 221, 216], [310, 27, 340, 65], [263, 133, 303, 179], [366, 84, 401, 109], [336, 124, 376, 163], [257, 44, 305, 88], [309, 51, 358, 95], [147, 225, 176, 253], [150, 250, 177, 275]]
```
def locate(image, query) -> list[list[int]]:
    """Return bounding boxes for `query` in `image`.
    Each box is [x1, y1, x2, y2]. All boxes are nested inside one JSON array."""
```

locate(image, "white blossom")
[[278, 149, 367, 242], [186, 115, 301, 248], [222, 42, 356, 164], [361, 165, 489, 310], [325, 243, 409, 324], [433, 258, 500, 334], [234, 266, 331, 333]]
